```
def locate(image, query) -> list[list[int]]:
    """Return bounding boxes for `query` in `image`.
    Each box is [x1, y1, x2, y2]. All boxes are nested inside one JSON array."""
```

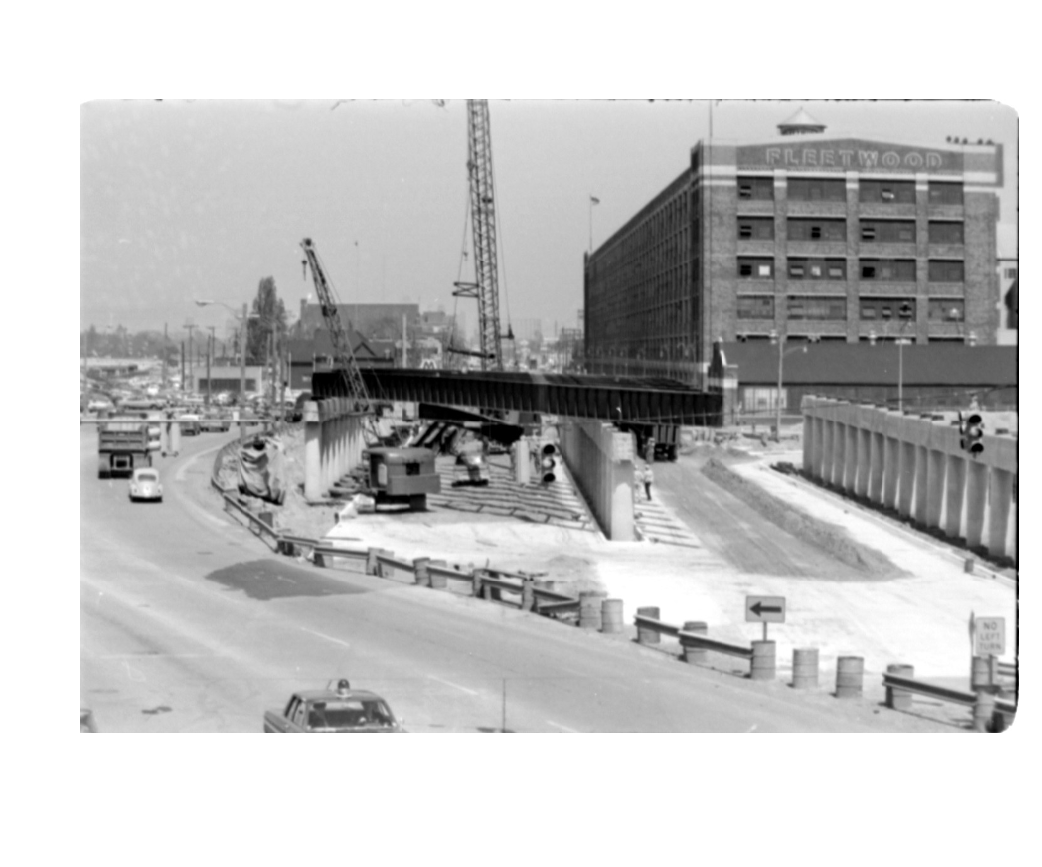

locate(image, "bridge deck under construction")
[[310, 368, 721, 426]]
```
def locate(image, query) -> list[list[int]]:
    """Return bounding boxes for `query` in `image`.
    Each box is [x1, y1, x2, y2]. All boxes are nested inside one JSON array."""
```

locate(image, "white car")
[[129, 468, 163, 502]]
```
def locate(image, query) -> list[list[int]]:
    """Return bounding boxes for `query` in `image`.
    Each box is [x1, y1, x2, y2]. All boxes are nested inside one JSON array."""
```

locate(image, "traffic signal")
[[539, 441, 559, 484], [959, 412, 985, 456]]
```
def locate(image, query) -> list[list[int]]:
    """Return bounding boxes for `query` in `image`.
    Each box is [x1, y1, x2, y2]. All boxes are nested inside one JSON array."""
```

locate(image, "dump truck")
[[98, 416, 152, 478]]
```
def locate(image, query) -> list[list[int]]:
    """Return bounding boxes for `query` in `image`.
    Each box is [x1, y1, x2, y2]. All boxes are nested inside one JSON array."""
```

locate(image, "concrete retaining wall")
[[560, 420, 636, 541], [802, 397, 1017, 561], [303, 399, 369, 501]]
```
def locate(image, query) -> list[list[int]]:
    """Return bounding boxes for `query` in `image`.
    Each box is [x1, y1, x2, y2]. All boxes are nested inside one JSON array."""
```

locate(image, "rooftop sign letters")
[[737, 140, 963, 174]]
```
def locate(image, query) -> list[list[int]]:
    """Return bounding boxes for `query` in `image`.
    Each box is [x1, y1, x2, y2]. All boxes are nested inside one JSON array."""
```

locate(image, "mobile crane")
[[452, 99, 513, 371], [300, 237, 439, 509]]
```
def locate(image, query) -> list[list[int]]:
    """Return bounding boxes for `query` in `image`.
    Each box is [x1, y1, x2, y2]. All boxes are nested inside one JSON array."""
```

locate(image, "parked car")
[[128, 467, 163, 502]]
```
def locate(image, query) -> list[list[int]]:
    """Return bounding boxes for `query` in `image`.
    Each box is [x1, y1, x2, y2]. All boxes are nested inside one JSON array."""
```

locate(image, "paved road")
[[650, 449, 877, 578], [80, 427, 952, 732]]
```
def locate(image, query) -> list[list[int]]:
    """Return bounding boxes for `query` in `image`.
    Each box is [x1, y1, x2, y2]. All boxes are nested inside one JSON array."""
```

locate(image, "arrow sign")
[[746, 595, 786, 623]]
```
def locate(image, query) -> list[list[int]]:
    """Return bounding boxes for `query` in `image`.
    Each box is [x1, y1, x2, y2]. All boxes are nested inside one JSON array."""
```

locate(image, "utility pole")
[[206, 326, 215, 408], [184, 323, 197, 395], [162, 323, 168, 391]]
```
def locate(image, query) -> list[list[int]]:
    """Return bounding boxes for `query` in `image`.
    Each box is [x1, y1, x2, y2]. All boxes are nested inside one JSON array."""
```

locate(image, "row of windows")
[[737, 218, 965, 244], [738, 177, 964, 204], [736, 296, 965, 322], [738, 257, 965, 282]]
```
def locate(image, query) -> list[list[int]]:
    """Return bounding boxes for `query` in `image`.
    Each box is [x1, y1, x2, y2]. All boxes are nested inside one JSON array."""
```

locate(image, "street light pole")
[[776, 332, 784, 441], [239, 302, 247, 442]]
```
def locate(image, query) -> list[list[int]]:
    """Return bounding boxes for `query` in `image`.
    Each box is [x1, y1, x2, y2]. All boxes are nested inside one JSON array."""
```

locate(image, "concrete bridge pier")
[[924, 449, 946, 528], [868, 431, 884, 504], [818, 418, 833, 481], [882, 435, 900, 509], [831, 422, 846, 487], [897, 440, 916, 518], [853, 426, 870, 497], [964, 460, 988, 549], [842, 423, 858, 493], [987, 469, 1014, 559], [944, 454, 966, 539], [913, 444, 929, 522], [304, 403, 322, 502]]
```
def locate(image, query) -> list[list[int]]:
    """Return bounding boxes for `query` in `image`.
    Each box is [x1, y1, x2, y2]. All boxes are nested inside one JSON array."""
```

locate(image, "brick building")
[[583, 110, 1005, 387]]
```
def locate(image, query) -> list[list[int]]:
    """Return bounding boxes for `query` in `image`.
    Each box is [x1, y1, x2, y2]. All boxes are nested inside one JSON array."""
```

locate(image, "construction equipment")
[[452, 99, 513, 371], [300, 237, 380, 444]]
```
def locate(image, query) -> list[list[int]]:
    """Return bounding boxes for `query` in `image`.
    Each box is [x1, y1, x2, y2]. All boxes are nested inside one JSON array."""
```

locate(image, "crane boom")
[[300, 237, 379, 441], [453, 99, 505, 372]]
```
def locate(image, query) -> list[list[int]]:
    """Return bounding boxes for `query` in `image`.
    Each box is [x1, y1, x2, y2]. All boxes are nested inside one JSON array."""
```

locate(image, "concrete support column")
[[882, 436, 900, 510], [912, 445, 929, 523], [811, 417, 825, 478], [897, 441, 915, 518], [964, 461, 988, 549], [817, 418, 831, 481], [987, 468, 1014, 558], [831, 423, 846, 487], [321, 418, 332, 493], [944, 454, 967, 539], [924, 449, 946, 529], [334, 414, 344, 483], [854, 425, 871, 493], [803, 414, 814, 471], [304, 418, 322, 501], [868, 431, 884, 504], [840, 424, 856, 492]]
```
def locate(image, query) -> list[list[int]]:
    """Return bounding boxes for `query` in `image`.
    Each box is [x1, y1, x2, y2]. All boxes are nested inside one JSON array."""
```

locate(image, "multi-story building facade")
[[584, 110, 1005, 385]]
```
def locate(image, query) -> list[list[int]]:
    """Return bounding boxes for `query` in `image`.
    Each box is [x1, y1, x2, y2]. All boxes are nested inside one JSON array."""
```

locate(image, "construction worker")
[[641, 462, 654, 501]]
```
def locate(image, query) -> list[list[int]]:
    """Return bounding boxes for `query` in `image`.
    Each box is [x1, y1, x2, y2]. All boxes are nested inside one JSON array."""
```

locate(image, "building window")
[[928, 222, 964, 244], [737, 177, 774, 200], [1004, 267, 1018, 279], [737, 218, 774, 240], [928, 182, 963, 205], [859, 259, 916, 281], [928, 260, 965, 282], [860, 297, 916, 320], [786, 296, 847, 320], [738, 258, 774, 279], [860, 220, 916, 243], [737, 296, 775, 319], [787, 218, 846, 242], [787, 178, 846, 202], [859, 180, 916, 204], [787, 258, 846, 280], [928, 299, 965, 321]]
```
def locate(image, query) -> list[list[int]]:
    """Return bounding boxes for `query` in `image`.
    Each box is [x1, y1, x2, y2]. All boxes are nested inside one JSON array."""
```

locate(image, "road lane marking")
[[545, 720, 580, 733], [427, 675, 479, 696], [96, 654, 223, 660], [300, 628, 351, 649]]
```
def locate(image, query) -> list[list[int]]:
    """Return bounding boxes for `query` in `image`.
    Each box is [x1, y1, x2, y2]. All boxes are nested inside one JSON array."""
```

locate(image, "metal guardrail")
[[881, 672, 977, 708], [633, 613, 754, 660], [996, 661, 1017, 680]]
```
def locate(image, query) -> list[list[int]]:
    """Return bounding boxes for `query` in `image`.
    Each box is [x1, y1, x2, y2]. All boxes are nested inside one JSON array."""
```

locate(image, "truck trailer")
[[98, 417, 152, 478]]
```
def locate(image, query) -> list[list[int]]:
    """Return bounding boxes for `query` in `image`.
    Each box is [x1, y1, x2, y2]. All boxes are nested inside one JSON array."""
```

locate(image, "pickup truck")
[[263, 680, 404, 733]]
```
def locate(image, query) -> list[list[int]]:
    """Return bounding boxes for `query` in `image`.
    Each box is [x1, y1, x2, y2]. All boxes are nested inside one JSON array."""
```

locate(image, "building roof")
[[778, 107, 826, 133], [720, 342, 1017, 387], [284, 330, 380, 361]]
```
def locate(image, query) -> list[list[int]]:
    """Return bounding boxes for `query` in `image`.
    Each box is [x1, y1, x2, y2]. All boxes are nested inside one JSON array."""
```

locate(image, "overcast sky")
[[80, 99, 1018, 339]]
